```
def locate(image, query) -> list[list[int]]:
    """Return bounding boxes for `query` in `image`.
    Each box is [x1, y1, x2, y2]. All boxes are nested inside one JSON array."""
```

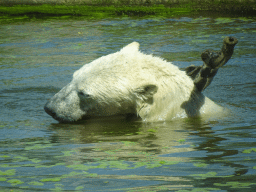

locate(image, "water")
[[0, 15, 255, 191]]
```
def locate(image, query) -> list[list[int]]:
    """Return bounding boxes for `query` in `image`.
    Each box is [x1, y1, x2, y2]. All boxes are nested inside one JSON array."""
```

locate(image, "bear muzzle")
[[44, 101, 63, 122], [44, 99, 89, 123]]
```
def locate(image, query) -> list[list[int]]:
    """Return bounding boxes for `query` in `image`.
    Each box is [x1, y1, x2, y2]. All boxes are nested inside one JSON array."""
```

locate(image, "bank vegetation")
[[0, 0, 255, 18]]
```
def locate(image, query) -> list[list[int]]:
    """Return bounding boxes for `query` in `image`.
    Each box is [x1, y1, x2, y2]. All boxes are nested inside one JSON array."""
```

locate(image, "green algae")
[[0, 4, 192, 19], [242, 148, 256, 154], [0, 177, 7, 181], [108, 160, 130, 169], [51, 186, 63, 191], [40, 177, 62, 182], [0, 169, 16, 176], [193, 163, 208, 168], [177, 188, 220, 192], [177, 139, 186, 144], [0, 164, 19, 168], [28, 181, 44, 186], [7, 179, 24, 185], [0, 0, 254, 22], [75, 186, 84, 190], [147, 128, 157, 133], [214, 181, 256, 189], [0, 155, 10, 158], [190, 172, 217, 179], [215, 17, 235, 24], [134, 160, 179, 169], [24, 143, 53, 150]]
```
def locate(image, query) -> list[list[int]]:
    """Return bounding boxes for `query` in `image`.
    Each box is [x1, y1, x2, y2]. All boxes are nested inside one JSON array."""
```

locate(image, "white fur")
[[45, 42, 224, 122]]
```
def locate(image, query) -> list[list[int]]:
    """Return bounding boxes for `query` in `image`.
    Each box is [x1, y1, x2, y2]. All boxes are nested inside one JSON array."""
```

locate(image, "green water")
[[0, 15, 255, 191]]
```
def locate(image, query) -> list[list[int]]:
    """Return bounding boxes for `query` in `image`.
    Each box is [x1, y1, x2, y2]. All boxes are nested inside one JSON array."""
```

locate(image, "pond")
[[0, 15, 255, 191]]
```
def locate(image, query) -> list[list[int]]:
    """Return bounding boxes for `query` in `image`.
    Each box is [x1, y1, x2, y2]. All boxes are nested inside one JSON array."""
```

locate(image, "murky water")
[[0, 15, 255, 191]]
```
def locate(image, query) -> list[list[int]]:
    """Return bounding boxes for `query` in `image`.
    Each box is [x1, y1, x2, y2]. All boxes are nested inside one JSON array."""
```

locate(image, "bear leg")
[[186, 36, 238, 92]]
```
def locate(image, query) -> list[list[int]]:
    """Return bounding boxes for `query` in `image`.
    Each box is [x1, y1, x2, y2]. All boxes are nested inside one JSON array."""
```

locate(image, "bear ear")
[[121, 42, 140, 53], [134, 84, 158, 104]]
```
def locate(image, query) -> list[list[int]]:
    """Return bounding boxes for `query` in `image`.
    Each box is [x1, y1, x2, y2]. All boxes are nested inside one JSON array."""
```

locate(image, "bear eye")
[[78, 91, 90, 98]]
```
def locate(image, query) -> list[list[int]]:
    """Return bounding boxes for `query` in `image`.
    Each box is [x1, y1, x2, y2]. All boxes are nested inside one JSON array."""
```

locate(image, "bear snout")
[[44, 103, 69, 123], [44, 102, 58, 121]]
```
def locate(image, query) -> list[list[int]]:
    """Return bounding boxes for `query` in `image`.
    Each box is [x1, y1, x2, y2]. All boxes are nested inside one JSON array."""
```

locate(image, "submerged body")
[[44, 39, 237, 123]]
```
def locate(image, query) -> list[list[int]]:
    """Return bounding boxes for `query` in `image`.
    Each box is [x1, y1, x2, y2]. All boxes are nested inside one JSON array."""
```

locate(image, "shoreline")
[[0, 0, 255, 18], [0, 0, 255, 6]]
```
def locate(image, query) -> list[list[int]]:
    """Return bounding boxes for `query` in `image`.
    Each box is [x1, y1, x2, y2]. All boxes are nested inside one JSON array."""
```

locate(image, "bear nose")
[[44, 102, 57, 118], [44, 102, 67, 123]]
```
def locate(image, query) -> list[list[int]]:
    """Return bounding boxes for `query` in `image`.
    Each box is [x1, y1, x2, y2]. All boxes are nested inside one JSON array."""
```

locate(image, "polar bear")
[[44, 37, 237, 123]]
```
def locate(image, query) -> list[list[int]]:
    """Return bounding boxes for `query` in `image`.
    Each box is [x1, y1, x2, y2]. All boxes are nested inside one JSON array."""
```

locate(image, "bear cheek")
[[79, 98, 96, 116], [58, 91, 89, 121]]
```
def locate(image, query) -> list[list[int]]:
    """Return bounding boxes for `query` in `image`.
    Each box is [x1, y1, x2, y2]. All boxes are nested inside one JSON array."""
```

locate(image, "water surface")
[[0, 16, 256, 191]]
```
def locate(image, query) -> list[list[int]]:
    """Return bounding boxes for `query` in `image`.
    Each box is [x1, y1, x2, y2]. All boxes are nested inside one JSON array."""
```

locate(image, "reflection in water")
[[49, 118, 192, 159], [46, 118, 196, 190], [0, 16, 255, 191]]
